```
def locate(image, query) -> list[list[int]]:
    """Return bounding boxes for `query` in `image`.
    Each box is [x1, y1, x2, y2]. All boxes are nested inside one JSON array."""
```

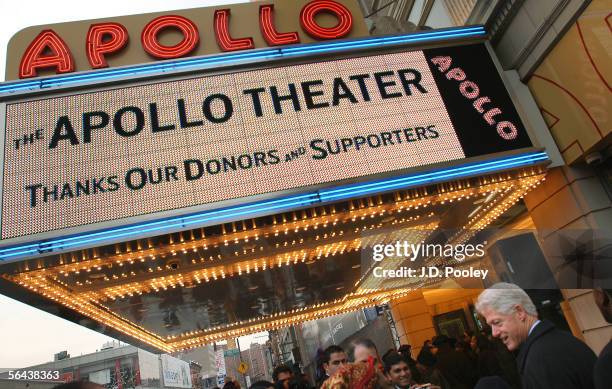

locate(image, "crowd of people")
[[243, 284, 611, 389], [285, 331, 519, 389], [214, 334, 503, 389], [234, 330, 518, 389], [52, 284, 611, 389]]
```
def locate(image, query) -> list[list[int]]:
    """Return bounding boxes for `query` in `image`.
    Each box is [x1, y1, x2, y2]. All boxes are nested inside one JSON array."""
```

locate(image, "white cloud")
[[0, 294, 116, 367]]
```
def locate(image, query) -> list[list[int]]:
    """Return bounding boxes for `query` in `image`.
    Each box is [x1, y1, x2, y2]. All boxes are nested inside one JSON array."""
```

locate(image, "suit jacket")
[[516, 320, 597, 389], [594, 340, 612, 389], [434, 348, 476, 389], [474, 376, 513, 389]]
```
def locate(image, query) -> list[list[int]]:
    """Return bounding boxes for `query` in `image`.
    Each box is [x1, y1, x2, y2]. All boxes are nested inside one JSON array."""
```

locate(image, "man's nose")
[[492, 327, 501, 338]]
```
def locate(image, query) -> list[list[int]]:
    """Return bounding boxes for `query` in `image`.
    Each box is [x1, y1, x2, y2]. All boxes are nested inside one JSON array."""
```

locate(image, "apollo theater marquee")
[[0, 0, 551, 352]]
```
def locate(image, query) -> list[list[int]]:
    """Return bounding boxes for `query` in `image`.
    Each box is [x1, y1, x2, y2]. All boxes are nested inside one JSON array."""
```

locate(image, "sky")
[[0, 294, 116, 367], [0, 0, 261, 368], [0, 293, 267, 367]]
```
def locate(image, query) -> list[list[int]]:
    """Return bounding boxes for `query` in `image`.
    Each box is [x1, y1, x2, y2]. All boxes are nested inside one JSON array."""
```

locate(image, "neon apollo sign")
[[18, 0, 355, 78]]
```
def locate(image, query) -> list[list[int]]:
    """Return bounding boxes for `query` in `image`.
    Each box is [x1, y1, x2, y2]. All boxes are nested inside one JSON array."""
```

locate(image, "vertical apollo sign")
[[0, 43, 532, 242]]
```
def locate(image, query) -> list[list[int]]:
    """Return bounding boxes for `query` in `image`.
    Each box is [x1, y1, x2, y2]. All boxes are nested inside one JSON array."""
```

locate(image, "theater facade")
[[0, 0, 610, 368]]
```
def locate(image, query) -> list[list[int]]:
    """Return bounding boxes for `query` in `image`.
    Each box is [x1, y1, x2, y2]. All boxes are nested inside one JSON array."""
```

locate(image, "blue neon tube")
[[0, 151, 547, 261]]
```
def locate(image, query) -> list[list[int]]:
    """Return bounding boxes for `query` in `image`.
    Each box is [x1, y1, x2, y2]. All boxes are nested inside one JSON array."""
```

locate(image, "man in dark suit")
[[476, 282, 597, 389], [593, 288, 612, 389]]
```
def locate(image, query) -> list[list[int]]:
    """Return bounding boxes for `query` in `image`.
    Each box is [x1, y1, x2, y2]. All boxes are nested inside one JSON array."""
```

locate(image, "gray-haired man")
[[476, 282, 596, 389]]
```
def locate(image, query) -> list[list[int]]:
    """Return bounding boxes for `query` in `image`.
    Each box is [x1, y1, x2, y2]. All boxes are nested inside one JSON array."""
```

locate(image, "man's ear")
[[514, 304, 528, 321]]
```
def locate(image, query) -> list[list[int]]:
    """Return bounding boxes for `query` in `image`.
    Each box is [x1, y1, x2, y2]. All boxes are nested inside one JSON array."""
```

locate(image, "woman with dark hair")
[[396, 344, 421, 383], [416, 350, 449, 389], [474, 376, 513, 389]]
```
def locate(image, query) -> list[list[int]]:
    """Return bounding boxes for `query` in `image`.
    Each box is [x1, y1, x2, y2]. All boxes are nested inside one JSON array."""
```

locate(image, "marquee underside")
[[0, 164, 546, 352]]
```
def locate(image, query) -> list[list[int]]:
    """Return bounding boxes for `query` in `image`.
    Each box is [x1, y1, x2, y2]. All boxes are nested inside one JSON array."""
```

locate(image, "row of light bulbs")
[[427, 174, 546, 268], [15, 274, 173, 352], [171, 287, 417, 350], [25, 171, 516, 280], [69, 200, 443, 300], [94, 212, 444, 300], [94, 231, 368, 300], [7, 167, 547, 352], [352, 220, 440, 289], [76, 186, 504, 293]]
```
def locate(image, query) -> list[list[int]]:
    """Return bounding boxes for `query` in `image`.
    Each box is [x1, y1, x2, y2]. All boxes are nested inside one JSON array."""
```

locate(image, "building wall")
[[0, 380, 56, 389], [562, 289, 612, 354], [0, 346, 197, 389], [361, 0, 479, 34], [178, 345, 217, 381], [390, 289, 482, 357], [526, 0, 611, 164], [424, 288, 482, 324], [391, 290, 437, 357], [241, 343, 273, 382], [523, 165, 612, 354], [505, 0, 612, 354], [443, 0, 478, 26], [488, 0, 593, 77], [0, 346, 142, 386]]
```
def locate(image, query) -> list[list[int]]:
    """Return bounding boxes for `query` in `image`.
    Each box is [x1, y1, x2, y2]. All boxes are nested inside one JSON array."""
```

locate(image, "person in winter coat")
[[476, 282, 597, 389]]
